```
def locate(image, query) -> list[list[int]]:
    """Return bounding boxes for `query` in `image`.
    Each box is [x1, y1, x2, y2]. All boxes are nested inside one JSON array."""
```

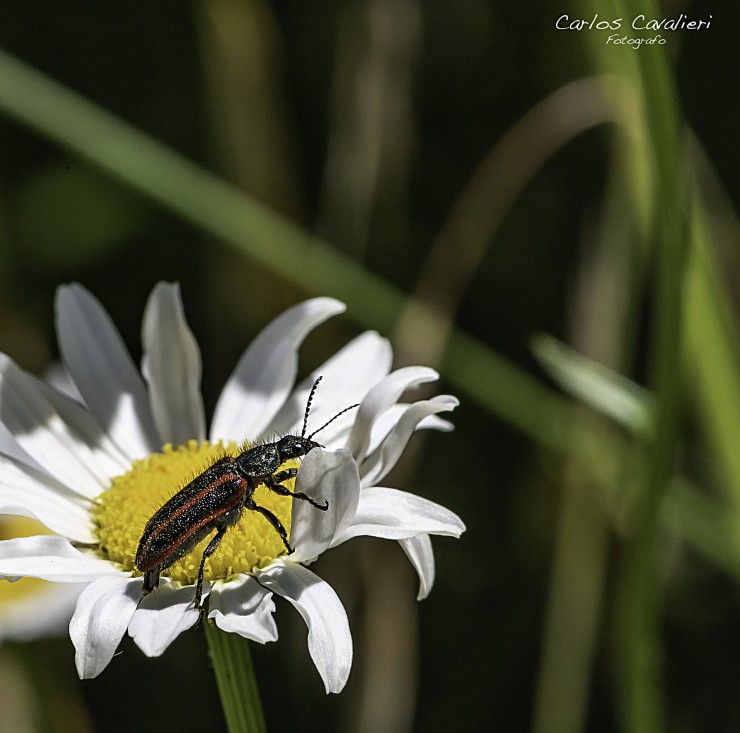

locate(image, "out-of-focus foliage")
[[0, 1, 739, 732]]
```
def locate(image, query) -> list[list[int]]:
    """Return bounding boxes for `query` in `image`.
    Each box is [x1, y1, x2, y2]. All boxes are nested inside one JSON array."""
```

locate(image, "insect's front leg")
[[265, 470, 329, 511], [245, 496, 294, 554]]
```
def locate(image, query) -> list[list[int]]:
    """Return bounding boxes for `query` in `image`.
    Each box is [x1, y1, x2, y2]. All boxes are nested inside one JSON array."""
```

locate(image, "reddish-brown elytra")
[[135, 376, 358, 616]]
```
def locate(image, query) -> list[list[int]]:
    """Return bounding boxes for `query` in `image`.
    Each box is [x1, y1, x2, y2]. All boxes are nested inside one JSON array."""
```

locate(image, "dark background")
[[0, 2, 738, 732]]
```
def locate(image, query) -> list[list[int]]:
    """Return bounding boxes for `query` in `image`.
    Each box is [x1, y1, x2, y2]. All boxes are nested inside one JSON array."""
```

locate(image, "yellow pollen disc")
[[93, 440, 295, 586]]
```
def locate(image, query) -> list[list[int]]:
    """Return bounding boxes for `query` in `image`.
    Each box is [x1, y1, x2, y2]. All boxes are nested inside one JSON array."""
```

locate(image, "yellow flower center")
[[93, 440, 294, 586]]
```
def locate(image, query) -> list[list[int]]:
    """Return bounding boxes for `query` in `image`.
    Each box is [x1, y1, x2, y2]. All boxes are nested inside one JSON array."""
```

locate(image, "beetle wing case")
[[136, 457, 249, 575]]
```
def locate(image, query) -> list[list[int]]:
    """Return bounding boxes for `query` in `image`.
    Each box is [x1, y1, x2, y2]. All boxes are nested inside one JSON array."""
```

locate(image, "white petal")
[[56, 284, 159, 460], [366, 405, 454, 455], [331, 487, 465, 545], [39, 375, 131, 480], [69, 575, 141, 678], [208, 575, 278, 643], [128, 579, 200, 656], [0, 536, 120, 582], [141, 282, 206, 445], [417, 414, 455, 432], [290, 449, 360, 563], [0, 582, 84, 642], [400, 534, 435, 600], [0, 418, 44, 471], [269, 332, 393, 445], [0, 452, 95, 542], [211, 298, 346, 442], [0, 355, 127, 497], [255, 561, 352, 693], [360, 396, 459, 487], [43, 361, 83, 402], [347, 366, 440, 463]]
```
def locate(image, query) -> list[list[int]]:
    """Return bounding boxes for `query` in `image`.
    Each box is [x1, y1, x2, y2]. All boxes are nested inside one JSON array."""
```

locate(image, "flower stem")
[[204, 622, 268, 733]]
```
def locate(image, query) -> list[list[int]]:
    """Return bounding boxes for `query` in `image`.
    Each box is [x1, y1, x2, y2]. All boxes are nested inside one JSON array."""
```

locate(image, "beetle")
[[135, 376, 358, 613]]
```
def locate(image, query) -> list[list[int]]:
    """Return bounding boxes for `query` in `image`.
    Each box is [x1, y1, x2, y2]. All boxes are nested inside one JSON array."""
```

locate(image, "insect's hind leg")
[[193, 526, 227, 619], [142, 569, 160, 594], [265, 470, 329, 510]]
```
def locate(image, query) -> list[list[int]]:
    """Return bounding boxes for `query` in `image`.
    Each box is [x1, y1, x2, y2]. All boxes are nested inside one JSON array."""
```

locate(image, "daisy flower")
[[0, 283, 464, 693], [0, 406, 85, 642]]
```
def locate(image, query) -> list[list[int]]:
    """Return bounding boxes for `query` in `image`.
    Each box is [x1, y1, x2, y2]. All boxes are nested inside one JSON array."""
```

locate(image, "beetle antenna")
[[308, 403, 360, 440], [302, 376, 323, 438]]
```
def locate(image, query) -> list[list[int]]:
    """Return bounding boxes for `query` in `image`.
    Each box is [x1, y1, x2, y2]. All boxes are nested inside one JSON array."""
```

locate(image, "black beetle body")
[[134, 377, 357, 614]]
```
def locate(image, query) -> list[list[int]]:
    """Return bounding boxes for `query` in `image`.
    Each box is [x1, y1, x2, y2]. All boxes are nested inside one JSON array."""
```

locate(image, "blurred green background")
[[1, 1, 739, 732]]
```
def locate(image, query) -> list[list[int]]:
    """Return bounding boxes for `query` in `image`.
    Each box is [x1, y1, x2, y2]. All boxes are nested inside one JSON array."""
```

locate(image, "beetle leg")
[[245, 497, 294, 554], [142, 569, 160, 594], [193, 526, 227, 621], [270, 468, 298, 483], [265, 471, 329, 511]]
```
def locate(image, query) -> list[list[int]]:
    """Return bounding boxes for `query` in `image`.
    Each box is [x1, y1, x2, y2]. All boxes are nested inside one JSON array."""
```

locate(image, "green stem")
[[614, 1, 687, 731], [575, 0, 690, 727], [204, 622, 268, 733]]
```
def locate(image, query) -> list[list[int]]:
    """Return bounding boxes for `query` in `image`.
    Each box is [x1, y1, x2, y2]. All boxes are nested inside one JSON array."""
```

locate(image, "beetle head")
[[276, 435, 322, 462]]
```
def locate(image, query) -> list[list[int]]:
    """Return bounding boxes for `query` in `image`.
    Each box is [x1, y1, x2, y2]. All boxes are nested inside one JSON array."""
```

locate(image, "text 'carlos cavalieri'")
[[555, 13, 712, 47]]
